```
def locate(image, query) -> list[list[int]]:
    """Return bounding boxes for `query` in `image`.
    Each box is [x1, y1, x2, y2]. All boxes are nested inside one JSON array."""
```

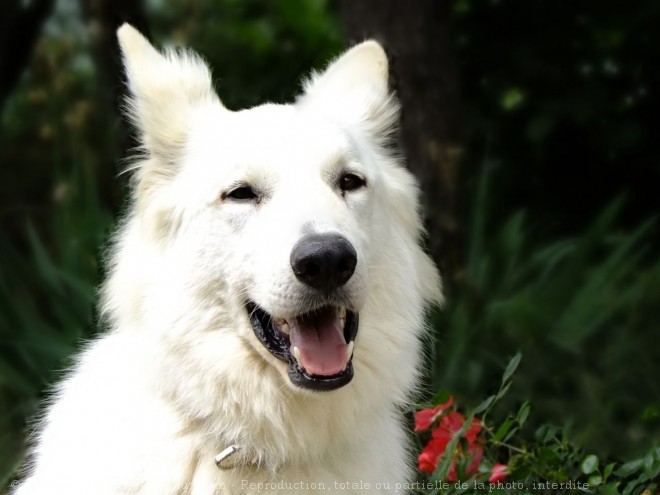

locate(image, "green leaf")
[[581, 454, 599, 475], [599, 482, 620, 495], [502, 427, 520, 444], [474, 394, 496, 415], [496, 381, 512, 401], [502, 352, 522, 385], [616, 459, 643, 477], [537, 446, 561, 465], [535, 424, 559, 444], [516, 402, 531, 425], [644, 453, 655, 472], [621, 478, 640, 495], [604, 462, 616, 480], [493, 418, 514, 442], [589, 474, 603, 486]]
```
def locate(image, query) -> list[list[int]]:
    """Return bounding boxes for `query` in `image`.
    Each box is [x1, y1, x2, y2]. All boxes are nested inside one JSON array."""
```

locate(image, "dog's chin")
[[246, 302, 358, 392]]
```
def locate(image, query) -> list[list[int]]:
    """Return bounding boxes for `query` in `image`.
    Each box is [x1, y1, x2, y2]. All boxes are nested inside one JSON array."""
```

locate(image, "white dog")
[[14, 24, 441, 494]]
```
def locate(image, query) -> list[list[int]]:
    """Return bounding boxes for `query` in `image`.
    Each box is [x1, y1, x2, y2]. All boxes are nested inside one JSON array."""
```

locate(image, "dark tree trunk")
[[339, 0, 462, 279], [0, 0, 55, 113], [78, 0, 151, 210]]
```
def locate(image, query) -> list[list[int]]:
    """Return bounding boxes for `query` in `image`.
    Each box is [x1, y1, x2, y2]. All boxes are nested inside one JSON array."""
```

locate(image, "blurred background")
[[1, 0, 659, 486]]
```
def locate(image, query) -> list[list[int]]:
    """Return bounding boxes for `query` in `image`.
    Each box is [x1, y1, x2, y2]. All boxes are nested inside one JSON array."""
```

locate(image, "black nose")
[[290, 234, 357, 292]]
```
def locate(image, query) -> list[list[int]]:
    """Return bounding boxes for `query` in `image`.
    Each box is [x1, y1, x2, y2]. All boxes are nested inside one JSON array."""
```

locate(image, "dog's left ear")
[[298, 41, 398, 141]]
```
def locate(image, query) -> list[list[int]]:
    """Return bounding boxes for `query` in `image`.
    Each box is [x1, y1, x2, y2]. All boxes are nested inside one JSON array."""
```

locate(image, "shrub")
[[415, 355, 660, 495]]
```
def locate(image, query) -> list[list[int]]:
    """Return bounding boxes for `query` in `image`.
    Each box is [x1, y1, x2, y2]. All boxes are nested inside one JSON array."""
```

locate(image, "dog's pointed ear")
[[303, 41, 389, 101], [117, 24, 222, 167], [298, 41, 398, 141]]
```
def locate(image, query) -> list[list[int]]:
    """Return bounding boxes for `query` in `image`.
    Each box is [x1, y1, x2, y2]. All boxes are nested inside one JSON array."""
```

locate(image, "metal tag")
[[215, 445, 241, 470]]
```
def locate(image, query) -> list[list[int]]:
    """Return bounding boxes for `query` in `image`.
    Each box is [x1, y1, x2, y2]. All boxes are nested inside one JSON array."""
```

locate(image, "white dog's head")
[[106, 25, 441, 396]]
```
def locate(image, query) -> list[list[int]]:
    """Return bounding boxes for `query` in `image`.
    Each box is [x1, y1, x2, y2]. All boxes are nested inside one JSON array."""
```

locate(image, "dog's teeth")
[[274, 318, 289, 335], [293, 346, 302, 364], [347, 341, 354, 359], [339, 307, 347, 319]]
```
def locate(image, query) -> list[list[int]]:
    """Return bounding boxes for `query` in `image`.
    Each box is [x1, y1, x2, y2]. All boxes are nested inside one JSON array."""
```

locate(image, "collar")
[[215, 445, 260, 470]]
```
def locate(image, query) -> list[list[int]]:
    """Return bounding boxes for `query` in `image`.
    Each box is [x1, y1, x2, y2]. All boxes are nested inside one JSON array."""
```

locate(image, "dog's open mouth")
[[246, 303, 358, 391]]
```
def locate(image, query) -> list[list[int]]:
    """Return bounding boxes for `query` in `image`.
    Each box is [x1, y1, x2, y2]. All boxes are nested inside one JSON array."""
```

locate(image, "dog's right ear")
[[117, 24, 221, 170], [117, 24, 223, 243]]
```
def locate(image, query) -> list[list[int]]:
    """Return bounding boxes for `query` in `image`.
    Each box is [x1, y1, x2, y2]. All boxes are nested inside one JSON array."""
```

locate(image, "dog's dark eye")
[[339, 173, 366, 192], [223, 185, 259, 202]]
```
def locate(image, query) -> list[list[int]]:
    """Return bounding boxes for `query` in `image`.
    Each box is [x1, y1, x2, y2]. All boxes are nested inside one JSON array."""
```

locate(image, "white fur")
[[14, 25, 442, 495]]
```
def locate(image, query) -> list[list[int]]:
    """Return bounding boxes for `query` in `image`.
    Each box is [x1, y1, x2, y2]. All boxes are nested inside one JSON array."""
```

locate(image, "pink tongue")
[[289, 311, 348, 377]]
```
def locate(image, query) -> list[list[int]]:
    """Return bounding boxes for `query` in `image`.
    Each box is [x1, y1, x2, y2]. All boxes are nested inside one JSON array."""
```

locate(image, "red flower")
[[419, 441, 483, 480], [418, 438, 448, 473], [442, 411, 465, 433], [431, 422, 452, 445], [414, 396, 454, 432], [416, 400, 485, 479], [489, 464, 508, 483], [466, 417, 482, 443]]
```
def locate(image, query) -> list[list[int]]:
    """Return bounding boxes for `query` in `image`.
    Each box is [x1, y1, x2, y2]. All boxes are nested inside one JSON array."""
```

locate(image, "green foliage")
[[451, 0, 660, 236], [431, 163, 660, 456], [0, 163, 111, 486], [415, 356, 660, 495]]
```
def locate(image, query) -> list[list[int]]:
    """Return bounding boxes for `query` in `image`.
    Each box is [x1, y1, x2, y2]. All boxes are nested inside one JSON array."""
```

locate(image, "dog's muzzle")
[[247, 234, 359, 392]]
